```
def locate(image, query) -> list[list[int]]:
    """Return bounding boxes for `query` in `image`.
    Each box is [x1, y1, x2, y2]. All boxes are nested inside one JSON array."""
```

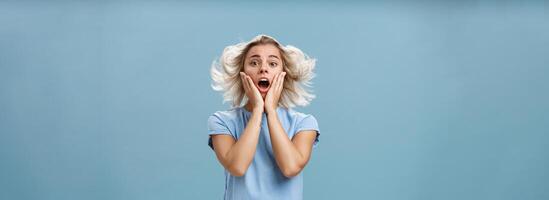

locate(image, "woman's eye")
[[270, 62, 278, 67], [250, 61, 258, 66]]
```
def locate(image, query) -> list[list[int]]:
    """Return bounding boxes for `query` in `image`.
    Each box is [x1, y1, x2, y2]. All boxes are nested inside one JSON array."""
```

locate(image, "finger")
[[275, 72, 282, 88], [240, 72, 251, 94], [278, 72, 286, 91], [246, 75, 260, 95], [245, 75, 253, 89], [269, 73, 280, 95], [275, 72, 285, 92], [240, 72, 247, 91]]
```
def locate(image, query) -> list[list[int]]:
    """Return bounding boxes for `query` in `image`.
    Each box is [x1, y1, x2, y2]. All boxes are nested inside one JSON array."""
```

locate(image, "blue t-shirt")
[[207, 106, 320, 200]]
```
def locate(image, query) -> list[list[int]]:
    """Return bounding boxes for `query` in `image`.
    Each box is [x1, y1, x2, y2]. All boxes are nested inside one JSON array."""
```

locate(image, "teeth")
[[260, 78, 268, 81]]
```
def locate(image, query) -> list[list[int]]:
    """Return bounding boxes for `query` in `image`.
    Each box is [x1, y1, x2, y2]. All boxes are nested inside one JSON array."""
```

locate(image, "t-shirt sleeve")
[[207, 114, 233, 150], [295, 115, 320, 149]]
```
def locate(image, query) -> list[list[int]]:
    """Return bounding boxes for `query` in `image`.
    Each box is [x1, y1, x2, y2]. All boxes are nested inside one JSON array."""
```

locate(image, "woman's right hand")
[[240, 72, 264, 112]]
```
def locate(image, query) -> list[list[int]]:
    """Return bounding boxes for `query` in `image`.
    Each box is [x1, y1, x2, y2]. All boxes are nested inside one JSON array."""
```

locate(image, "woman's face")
[[243, 44, 284, 98]]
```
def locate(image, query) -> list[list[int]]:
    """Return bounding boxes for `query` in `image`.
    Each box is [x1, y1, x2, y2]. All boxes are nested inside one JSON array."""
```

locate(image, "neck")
[[244, 102, 254, 113], [244, 102, 279, 113]]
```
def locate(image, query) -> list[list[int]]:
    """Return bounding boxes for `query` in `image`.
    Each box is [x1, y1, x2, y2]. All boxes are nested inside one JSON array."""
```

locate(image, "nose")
[[259, 63, 268, 74]]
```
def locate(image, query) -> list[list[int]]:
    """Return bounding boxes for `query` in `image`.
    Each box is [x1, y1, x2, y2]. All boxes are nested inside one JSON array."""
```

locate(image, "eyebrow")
[[248, 54, 280, 60], [268, 55, 280, 60]]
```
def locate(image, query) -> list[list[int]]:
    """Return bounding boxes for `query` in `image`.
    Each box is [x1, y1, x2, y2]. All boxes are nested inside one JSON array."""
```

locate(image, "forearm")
[[225, 109, 263, 175], [266, 111, 305, 177]]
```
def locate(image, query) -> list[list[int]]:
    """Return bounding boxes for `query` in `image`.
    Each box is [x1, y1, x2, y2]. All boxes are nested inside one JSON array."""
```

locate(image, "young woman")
[[207, 34, 320, 200]]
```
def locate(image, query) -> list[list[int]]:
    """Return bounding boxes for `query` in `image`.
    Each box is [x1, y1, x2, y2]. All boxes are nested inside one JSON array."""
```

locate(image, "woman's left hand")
[[264, 72, 286, 114]]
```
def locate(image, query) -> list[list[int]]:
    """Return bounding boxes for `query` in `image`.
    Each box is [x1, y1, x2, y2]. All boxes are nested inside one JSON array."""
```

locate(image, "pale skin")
[[211, 44, 318, 178]]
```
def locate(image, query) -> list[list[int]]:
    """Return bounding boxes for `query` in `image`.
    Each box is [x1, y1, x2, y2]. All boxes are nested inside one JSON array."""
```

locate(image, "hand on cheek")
[[240, 72, 264, 112], [265, 72, 286, 114]]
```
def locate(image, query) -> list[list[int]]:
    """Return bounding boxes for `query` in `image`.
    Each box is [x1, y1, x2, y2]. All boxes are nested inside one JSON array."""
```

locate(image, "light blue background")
[[1, 1, 548, 199]]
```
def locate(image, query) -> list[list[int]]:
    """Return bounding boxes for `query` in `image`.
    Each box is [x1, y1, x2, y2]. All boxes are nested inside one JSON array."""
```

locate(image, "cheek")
[[276, 68, 284, 74], [243, 65, 256, 73], [242, 67, 252, 74]]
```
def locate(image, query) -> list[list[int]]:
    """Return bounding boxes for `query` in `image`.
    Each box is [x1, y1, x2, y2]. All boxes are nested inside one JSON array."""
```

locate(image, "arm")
[[211, 72, 265, 177], [211, 109, 262, 177], [264, 72, 317, 178], [266, 112, 318, 178]]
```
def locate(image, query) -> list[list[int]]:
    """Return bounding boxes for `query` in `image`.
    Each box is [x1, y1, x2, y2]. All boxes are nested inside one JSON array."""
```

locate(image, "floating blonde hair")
[[210, 34, 316, 108]]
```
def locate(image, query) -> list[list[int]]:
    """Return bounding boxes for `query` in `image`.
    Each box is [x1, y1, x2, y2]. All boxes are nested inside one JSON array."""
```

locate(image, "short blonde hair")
[[210, 34, 316, 108]]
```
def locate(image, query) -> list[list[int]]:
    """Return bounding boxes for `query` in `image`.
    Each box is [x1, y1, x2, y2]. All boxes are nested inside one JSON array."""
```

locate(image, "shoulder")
[[208, 107, 243, 123], [281, 108, 320, 136], [281, 108, 317, 123]]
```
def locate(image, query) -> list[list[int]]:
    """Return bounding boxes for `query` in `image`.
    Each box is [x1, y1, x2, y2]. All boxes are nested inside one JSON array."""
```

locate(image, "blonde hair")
[[210, 34, 316, 108]]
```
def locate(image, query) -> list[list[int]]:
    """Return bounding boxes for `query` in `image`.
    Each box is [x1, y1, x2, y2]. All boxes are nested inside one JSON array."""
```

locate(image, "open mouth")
[[258, 78, 270, 92]]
